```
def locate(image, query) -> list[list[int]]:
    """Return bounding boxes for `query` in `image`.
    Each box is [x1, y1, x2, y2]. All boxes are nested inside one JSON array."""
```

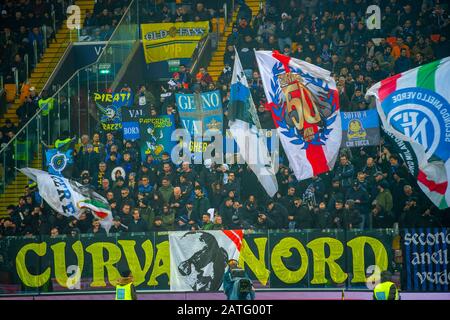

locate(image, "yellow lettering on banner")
[[16, 243, 50, 288], [51, 241, 84, 288], [271, 237, 308, 284], [239, 238, 270, 286], [141, 22, 209, 63], [347, 236, 388, 283], [118, 240, 154, 286], [306, 237, 347, 284], [148, 241, 170, 286], [93, 93, 102, 101], [86, 242, 122, 287]]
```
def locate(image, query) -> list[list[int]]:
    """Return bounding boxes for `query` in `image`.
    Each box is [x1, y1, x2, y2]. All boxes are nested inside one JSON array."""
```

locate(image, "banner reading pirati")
[[94, 92, 132, 132], [141, 22, 209, 63]]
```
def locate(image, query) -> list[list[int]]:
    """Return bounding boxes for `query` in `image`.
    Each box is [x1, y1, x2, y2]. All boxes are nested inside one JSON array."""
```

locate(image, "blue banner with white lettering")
[[402, 228, 450, 291], [340, 109, 380, 148], [122, 106, 150, 141], [45, 148, 74, 175], [175, 90, 223, 136]]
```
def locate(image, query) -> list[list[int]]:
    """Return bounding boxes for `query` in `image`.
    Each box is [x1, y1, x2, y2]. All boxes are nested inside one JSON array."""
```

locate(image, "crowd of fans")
[[0, 0, 67, 84], [1, 0, 450, 238], [80, 0, 232, 41]]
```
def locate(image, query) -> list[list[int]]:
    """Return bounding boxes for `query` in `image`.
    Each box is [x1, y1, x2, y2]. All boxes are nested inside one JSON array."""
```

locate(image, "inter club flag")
[[228, 49, 278, 197], [18, 167, 113, 232], [255, 50, 341, 180], [366, 57, 450, 209]]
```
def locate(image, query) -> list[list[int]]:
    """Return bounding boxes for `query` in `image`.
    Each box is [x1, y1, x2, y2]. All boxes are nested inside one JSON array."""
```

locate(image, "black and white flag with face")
[[169, 230, 243, 292]]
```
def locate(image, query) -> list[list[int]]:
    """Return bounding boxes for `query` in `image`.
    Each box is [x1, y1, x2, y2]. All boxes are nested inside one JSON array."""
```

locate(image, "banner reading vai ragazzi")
[[141, 21, 209, 63], [1, 229, 395, 292]]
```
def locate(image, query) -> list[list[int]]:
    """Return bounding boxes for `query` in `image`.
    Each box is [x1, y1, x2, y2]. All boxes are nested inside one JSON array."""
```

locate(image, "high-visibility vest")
[[373, 281, 399, 300], [39, 98, 55, 116], [55, 138, 71, 149], [115, 283, 133, 300]]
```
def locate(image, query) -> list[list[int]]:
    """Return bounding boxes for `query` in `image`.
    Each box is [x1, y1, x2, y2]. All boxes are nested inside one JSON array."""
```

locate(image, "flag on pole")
[[366, 57, 450, 209], [255, 50, 341, 180], [18, 167, 113, 231], [228, 48, 278, 197]]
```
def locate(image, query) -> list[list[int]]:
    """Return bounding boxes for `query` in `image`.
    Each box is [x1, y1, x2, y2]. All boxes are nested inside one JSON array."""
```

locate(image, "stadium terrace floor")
[[0, 291, 449, 300]]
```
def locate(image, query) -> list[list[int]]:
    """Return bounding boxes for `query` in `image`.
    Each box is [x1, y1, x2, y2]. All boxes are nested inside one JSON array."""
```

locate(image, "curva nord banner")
[[0, 229, 399, 293]]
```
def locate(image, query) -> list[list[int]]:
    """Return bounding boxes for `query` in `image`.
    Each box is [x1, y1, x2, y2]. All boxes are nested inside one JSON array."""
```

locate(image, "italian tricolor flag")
[[78, 198, 113, 231], [367, 57, 450, 209]]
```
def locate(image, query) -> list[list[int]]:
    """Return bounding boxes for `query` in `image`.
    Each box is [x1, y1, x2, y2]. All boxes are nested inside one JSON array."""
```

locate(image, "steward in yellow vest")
[[115, 270, 137, 300], [373, 271, 399, 300], [38, 96, 55, 116]]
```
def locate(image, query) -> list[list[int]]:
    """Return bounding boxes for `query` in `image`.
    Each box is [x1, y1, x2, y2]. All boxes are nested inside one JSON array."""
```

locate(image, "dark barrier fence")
[[0, 228, 448, 296]]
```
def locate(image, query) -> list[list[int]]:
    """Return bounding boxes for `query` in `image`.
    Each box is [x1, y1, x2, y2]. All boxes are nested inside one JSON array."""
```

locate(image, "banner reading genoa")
[[122, 106, 150, 140], [402, 228, 450, 292], [94, 92, 132, 132], [169, 230, 243, 292], [340, 109, 380, 148], [141, 22, 209, 63], [176, 90, 223, 155], [176, 90, 223, 134], [139, 115, 176, 162]]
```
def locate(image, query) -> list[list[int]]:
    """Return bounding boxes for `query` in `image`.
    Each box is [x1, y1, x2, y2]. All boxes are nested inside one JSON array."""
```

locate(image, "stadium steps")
[[208, 0, 263, 81], [0, 0, 95, 215], [0, 146, 43, 217], [0, 0, 95, 128]]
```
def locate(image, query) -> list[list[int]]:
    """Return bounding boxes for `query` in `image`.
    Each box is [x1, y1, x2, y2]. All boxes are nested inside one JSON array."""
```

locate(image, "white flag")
[[228, 49, 278, 197], [19, 167, 113, 232], [255, 50, 342, 181], [169, 230, 243, 291]]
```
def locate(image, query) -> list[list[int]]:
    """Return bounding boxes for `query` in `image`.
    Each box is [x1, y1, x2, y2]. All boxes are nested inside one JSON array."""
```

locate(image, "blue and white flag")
[[229, 49, 278, 197], [46, 148, 73, 175], [366, 57, 450, 209]]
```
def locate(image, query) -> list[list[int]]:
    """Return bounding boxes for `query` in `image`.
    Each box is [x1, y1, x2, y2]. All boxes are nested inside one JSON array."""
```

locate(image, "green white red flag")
[[366, 57, 450, 209]]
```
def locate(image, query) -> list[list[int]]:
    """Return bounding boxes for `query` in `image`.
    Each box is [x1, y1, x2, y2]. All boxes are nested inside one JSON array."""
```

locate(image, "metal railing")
[[0, 0, 140, 195]]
